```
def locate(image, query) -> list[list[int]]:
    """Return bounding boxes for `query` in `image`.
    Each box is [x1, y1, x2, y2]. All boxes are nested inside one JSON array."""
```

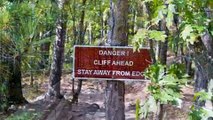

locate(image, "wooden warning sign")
[[73, 45, 151, 80]]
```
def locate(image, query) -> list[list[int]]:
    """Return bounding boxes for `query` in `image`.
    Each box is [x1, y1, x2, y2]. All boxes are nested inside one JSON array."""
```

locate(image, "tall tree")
[[105, 0, 128, 120], [48, 0, 68, 98], [4, 0, 29, 105], [72, 0, 87, 103]]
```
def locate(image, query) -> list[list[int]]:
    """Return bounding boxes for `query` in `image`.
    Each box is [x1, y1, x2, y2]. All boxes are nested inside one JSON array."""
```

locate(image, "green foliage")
[[180, 24, 205, 44], [139, 63, 187, 119], [188, 89, 213, 120], [133, 29, 167, 50], [0, 0, 57, 73], [133, 0, 213, 51], [0, 0, 58, 111], [140, 96, 158, 119], [168, 63, 186, 79], [175, 0, 212, 44], [133, 29, 148, 50], [135, 99, 141, 120], [0, 76, 8, 111], [188, 107, 205, 120], [6, 111, 41, 120], [193, 90, 212, 102], [189, 101, 213, 120], [145, 63, 186, 103], [149, 30, 167, 42], [133, 0, 175, 50]]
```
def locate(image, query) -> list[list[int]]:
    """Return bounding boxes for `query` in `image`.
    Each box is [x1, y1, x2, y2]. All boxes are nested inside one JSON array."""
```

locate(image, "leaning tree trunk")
[[105, 0, 128, 120], [48, 0, 67, 99], [193, 31, 213, 107], [193, 8, 213, 107]]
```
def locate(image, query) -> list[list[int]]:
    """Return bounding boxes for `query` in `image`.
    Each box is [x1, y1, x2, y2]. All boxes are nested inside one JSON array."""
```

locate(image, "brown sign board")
[[73, 45, 152, 80]]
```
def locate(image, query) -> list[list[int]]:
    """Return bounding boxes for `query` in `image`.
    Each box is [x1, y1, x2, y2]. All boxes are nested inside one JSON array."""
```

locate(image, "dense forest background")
[[0, 0, 213, 120]]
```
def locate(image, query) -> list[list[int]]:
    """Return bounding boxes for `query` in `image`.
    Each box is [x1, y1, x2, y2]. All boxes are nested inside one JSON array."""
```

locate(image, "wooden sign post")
[[73, 45, 151, 80]]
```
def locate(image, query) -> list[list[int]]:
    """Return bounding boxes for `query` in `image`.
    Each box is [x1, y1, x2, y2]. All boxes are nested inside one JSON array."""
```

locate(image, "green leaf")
[[159, 74, 178, 86], [32, 37, 54, 46], [168, 63, 186, 79], [148, 30, 167, 42], [152, 5, 166, 24], [166, 4, 176, 29], [180, 24, 193, 40], [140, 95, 157, 119], [188, 33, 198, 44], [166, 11, 174, 29], [133, 29, 149, 51], [201, 108, 213, 120], [193, 90, 212, 102], [147, 96, 157, 112], [158, 89, 173, 103], [180, 24, 200, 44], [145, 63, 166, 83], [135, 99, 141, 120], [210, 30, 213, 36]]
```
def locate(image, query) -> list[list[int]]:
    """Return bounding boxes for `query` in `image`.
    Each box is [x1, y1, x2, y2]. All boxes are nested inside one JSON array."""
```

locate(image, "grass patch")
[[6, 111, 41, 120]]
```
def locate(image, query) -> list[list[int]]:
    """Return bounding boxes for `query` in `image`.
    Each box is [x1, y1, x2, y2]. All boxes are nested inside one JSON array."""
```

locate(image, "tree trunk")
[[194, 31, 213, 107], [193, 8, 213, 108], [185, 53, 192, 76], [48, 0, 67, 99], [78, 0, 87, 45], [144, 3, 156, 64], [129, 9, 136, 35], [40, 42, 51, 69], [39, 30, 54, 70], [71, 79, 82, 103], [155, 16, 169, 120], [72, 0, 87, 103], [105, 0, 128, 120], [99, 0, 104, 39], [0, 0, 27, 109], [149, 39, 156, 64], [72, 0, 77, 45], [7, 55, 27, 104], [158, 19, 168, 65]]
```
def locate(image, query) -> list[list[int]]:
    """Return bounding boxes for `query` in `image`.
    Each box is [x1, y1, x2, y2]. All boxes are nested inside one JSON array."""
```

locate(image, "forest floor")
[[1, 73, 194, 120]]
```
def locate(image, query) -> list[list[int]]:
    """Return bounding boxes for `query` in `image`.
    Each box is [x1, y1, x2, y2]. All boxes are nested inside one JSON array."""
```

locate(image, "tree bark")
[[7, 55, 27, 104], [1, 0, 27, 105], [78, 0, 87, 45], [40, 42, 51, 69], [194, 31, 213, 107], [105, 0, 128, 120], [158, 19, 168, 65], [48, 0, 67, 99], [149, 39, 156, 64], [185, 53, 192, 76], [72, 0, 87, 103], [72, 0, 77, 45], [155, 14, 169, 120], [193, 8, 213, 108], [71, 79, 82, 103], [39, 30, 52, 70]]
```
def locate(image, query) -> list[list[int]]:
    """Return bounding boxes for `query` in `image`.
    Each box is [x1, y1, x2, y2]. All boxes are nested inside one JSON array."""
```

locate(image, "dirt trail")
[[41, 80, 145, 120], [4, 74, 194, 120], [41, 79, 193, 120]]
